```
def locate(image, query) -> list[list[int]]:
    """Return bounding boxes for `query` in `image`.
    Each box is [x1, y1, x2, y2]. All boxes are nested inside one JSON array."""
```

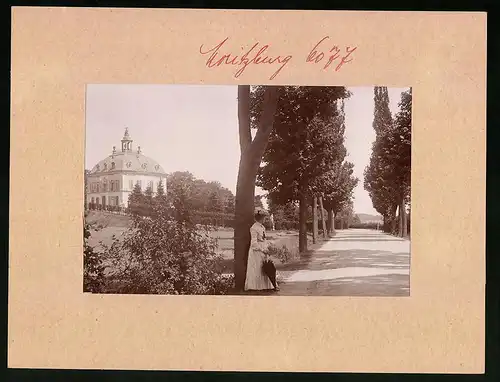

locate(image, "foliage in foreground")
[[266, 243, 297, 264], [83, 216, 105, 293], [84, 203, 233, 295]]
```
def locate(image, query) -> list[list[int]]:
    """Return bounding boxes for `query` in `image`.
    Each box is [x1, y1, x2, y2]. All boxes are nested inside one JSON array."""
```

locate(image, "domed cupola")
[[90, 128, 166, 175]]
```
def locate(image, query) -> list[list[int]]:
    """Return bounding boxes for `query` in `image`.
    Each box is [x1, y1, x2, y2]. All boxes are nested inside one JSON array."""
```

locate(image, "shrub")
[[101, 204, 229, 295], [210, 274, 235, 295], [266, 243, 297, 263], [83, 217, 105, 293], [191, 211, 235, 228]]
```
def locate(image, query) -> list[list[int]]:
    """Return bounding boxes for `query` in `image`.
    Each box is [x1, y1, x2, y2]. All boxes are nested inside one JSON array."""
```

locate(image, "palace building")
[[86, 128, 167, 210]]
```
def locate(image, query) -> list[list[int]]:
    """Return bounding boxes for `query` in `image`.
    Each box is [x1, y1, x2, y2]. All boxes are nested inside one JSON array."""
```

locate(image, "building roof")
[[89, 128, 166, 176]]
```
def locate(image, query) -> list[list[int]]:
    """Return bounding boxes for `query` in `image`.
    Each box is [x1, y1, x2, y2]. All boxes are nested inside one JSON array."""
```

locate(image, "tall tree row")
[[127, 171, 236, 219], [254, 86, 351, 255], [364, 87, 412, 237]]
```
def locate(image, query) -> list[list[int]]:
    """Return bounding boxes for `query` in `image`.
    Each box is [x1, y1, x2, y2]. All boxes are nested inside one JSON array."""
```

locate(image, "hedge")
[[191, 211, 235, 228]]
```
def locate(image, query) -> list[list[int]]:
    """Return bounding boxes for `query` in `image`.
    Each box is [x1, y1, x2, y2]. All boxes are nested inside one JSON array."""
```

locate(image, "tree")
[[373, 86, 393, 135], [364, 87, 412, 237], [254, 195, 264, 209], [318, 196, 327, 239], [364, 86, 398, 233], [155, 178, 167, 204], [224, 193, 235, 214], [268, 200, 299, 230], [233, 85, 279, 291], [320, 161, 358, 236], [207, 191, 224, 213], [256, 87, 350, 253], [166, 171, 197, 223], [143, 184, 154, 217], [352, 214, 362, 225], [391, 89, 412, 237], [128, 182, 145, 216], [102, 201, 231, 295], [337, 200, 355, 229]]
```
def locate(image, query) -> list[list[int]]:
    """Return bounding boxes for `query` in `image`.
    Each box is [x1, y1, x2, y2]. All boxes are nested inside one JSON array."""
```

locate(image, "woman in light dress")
[[244, 209, 277, 292]]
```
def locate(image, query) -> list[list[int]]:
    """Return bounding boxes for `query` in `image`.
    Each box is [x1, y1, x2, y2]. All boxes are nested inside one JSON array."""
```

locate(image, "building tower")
[[121, 127, 133, 152]]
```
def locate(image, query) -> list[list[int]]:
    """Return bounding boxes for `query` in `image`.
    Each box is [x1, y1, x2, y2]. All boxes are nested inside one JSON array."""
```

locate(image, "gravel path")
[[275, 229, 410, 297]]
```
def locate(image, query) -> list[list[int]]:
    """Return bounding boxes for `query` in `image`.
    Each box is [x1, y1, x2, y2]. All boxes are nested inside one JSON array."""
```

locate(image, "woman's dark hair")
[[254, 213, 265, 222]]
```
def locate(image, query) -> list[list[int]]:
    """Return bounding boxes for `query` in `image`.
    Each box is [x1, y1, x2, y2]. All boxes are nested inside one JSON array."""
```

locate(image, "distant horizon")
[[85, 85, 408, 215]]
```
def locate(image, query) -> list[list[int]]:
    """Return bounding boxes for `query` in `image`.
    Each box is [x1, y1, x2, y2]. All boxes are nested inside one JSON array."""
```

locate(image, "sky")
[[86, 85, 409, 215]]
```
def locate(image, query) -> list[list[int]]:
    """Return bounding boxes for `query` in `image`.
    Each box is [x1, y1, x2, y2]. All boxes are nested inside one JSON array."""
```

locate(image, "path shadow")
[[331, 238, 407, 242], [308, 249, 410, 271], [278, 274, 410, 297]]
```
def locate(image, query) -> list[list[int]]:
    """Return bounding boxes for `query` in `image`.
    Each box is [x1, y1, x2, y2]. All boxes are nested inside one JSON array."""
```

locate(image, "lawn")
[[209, 228, 303, 259], [88, 225, 302, 259], [85, 211, 314, 275]]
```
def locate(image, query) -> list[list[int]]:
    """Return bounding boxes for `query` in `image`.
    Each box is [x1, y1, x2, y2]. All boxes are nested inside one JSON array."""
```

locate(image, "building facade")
[[86, 128, 167, 210]]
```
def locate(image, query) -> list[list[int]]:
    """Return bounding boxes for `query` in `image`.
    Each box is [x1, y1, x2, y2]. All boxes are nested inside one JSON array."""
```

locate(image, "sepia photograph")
[[84, 84, 412, 296]]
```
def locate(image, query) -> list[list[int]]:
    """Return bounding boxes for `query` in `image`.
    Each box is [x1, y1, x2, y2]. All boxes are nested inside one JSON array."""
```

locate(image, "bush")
[[191, 211, 235, 228], [272, 219, 299, 230], [266, 243, 297, 263], [83, 217, 105, 293], [101, 204, 229, 295]]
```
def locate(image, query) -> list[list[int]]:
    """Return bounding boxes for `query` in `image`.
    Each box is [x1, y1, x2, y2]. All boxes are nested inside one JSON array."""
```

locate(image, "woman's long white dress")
[[244, 222, 274, 291]]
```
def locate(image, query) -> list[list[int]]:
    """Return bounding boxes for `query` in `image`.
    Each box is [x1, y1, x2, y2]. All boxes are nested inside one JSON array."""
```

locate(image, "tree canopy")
[[254, 86, 351, 204], [364, 87, 412, 234]]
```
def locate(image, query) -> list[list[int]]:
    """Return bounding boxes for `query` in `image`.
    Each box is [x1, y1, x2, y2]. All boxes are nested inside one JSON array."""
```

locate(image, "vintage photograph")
[[84, 84, 412, 296]]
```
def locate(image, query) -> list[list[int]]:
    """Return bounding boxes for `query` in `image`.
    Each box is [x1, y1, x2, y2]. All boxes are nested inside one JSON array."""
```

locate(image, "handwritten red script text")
[[198, 37, 357, 80]]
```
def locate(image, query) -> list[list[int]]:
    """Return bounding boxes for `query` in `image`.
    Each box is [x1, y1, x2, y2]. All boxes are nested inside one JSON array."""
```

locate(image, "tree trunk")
[[398, 201, 404, 237], [312, 197, 318, 244], [407, 210, 411, 237], [327, 209, 335, 237], [401, 198, 407, 238], [299, 194, 308, 253], [233, 156, 256, 292], [391, 216, 397, 235], [234, 85, 279, 292], [319, 197, 327, 239]]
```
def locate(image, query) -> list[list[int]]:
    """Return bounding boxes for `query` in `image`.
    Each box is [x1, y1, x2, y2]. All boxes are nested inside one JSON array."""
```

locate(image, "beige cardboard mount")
[[10, 8, 486, 373]]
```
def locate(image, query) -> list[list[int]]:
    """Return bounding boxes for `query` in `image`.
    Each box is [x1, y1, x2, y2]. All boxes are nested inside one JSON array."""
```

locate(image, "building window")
[[111, 162, 115, 170], [115, 180, 120, 191], [129, 180, 133, 190], [137, 180, 142, 189], [96, 183, 100, 193], [103, 180, 108, 192]]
